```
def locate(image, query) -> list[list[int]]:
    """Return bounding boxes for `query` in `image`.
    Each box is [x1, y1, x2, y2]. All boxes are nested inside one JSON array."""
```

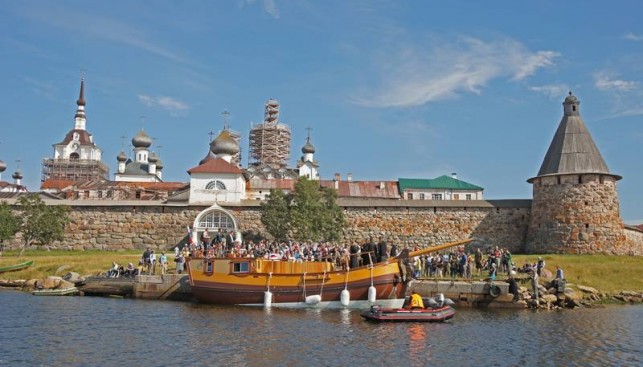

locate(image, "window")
[[407, 193, 413, 200], [205, 180, 227, 190], [453, 194, 459, 200], [135, 191, 141, 199], [98, 191, 103, 199], [198, 210, 235, 230], [432, 194, 443, 200], [233, 262, 250, 273], [466, 194, 472, 200], [419, 193, 425, 200]]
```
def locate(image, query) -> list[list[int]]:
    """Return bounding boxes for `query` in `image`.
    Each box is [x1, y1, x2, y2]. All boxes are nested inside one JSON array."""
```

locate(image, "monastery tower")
[[526, 92, 626, 254]]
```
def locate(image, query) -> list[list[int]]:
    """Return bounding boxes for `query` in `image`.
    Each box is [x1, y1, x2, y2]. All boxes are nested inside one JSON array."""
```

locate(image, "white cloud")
[[355, 36, 560, 108], [624, 33, 643, 41], [24, 8, 186, 64], [594, 71, 638, 92], [243, 0, 279, 19], [529, 84, 570, 99], [138, 94, 189, 114]]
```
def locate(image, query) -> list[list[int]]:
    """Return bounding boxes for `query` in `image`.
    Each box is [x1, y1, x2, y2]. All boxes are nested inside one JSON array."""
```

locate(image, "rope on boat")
[[319, 271, 326, 298], [302, 272, 307, 298]]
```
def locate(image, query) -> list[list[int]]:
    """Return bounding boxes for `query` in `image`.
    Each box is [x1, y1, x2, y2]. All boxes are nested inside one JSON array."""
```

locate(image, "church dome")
[[0, 160, 6, 173], [210, 130, 239, 156], [156, 158, 164, 170], [117, 151, 128, 162], [302, 140, 315, 154], [132, 129, 152, 148], [148, 152, 159, 163], [12, 169, 23, 180]]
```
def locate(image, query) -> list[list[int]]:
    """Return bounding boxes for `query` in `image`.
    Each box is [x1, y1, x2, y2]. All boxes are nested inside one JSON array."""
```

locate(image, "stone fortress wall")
[[5, 198, 641, 255], [0, 200, 533, 254]]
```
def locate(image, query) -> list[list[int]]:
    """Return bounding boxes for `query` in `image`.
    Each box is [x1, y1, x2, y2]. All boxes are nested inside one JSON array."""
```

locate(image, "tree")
[[260, 188, 291, 242], [0, 201, 20, 252], [17, 194, 69, 256], [260, 177, 346, 242]]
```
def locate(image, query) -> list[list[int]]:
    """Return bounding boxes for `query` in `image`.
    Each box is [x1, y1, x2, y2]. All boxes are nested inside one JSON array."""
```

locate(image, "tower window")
[[585, 223, 590, 229], [573, 106, 576, 112]]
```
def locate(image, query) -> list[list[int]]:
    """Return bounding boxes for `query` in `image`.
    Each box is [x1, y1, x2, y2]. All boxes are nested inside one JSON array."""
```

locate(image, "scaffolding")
[[248, 99, 291, 169], [42, 158, 109, 182]]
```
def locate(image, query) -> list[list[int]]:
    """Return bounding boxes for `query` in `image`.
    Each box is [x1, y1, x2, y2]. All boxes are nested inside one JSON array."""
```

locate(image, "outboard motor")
[[437, 293, 445, 307]]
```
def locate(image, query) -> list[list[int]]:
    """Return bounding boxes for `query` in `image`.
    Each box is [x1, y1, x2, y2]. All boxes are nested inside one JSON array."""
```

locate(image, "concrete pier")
[[411, 280, 522, 308]]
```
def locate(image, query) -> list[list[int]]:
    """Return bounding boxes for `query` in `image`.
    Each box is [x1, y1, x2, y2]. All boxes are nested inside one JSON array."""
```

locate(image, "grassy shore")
[[1, 250, 642, 293]]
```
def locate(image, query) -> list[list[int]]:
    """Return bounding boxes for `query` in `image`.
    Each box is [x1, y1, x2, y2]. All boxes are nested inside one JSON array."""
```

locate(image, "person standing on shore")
[[159, 252, 168, 275], [149, 250, 157, 275]]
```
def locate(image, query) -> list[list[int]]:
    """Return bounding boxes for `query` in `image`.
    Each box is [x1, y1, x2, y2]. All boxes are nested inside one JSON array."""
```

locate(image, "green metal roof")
[[398, 176, 484, 192]]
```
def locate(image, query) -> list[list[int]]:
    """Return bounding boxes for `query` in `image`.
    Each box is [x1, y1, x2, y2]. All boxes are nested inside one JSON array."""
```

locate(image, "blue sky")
[[0, 1, 641, 223]]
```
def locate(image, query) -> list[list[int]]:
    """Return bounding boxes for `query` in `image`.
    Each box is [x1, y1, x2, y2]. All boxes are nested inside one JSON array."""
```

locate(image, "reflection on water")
[[0, 290, 641, 367]]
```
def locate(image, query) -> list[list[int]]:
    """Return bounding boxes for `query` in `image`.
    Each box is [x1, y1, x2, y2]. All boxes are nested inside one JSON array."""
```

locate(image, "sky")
[[0, 1, 641, 223]]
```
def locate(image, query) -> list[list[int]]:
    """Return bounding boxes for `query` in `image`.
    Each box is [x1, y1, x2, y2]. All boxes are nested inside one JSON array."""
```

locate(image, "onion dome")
[[302, 138, 315, 154], [210, 130, 239, 156], [117, 151, 128, 162], [156, 158, 164, 170], [148, 152, 159, 163], [200, 150, 216, 165], [132, 129, 152, 148], [0, 160, 6, 173], [12, 170, 23, 180]]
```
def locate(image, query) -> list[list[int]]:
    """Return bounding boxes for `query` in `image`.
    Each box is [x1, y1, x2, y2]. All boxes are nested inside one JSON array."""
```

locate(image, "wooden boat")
[[32, 287, 79, 296], [187, 239, 471, 309], [361, 304, 455, 322], [0, 260, 33, 274]]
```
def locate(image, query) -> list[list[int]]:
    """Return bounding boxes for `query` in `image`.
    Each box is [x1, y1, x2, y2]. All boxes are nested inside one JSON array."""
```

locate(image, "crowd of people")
[[106, 229, 564, 286]]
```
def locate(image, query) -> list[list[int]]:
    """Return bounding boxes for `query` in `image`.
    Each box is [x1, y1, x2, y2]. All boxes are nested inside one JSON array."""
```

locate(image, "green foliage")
[[17, 195, 69, 255], [0, 201, 20, 246], [260, 189, 291, 242], [261, 177, 345, 242]]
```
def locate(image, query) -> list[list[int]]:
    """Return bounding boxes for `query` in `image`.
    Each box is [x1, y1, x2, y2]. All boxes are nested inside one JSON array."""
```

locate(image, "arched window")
[[205, 180, 227, 190], [69, 152, 80, 159], [198, 210, 235, 230]]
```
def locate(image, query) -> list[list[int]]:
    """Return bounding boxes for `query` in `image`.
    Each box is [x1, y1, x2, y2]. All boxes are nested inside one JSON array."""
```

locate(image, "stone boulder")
[[541, 294, 558, 303], [62, 272, 83, 284], [43, 276, 62, 289], [577, 285, 599, 295]]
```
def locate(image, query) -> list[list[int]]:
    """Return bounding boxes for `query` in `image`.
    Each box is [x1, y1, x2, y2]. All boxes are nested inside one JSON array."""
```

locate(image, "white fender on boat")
[[368, 286, 377, 303], [340, 289, 350, 307], [264, 291, 273, 308], [305, 295, 321, 305]]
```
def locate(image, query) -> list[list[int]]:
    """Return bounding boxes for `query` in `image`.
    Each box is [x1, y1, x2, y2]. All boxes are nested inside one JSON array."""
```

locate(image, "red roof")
[[41, 179, 76, 190], [320, 180, 400, 199], [247, 178, 295, 191], [187, 158, 243, 174]]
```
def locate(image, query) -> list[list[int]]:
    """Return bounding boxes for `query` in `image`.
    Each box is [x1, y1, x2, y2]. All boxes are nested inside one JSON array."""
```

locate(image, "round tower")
[[526, 92, 626, 254]]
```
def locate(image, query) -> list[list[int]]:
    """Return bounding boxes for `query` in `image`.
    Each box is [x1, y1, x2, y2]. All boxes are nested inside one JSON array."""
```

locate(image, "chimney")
[[380, 181, 386, 190], [451, 172, 457, 179], [347, 173, 352, 182], [334, 173, 341, 181]]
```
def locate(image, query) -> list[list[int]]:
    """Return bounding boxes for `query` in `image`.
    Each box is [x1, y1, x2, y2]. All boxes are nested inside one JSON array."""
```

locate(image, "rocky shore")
[[511, 280, 643, 309]]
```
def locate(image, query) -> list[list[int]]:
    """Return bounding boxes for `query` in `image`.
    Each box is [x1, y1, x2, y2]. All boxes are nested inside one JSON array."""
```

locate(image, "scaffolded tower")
[[248, 99, 291, 169]]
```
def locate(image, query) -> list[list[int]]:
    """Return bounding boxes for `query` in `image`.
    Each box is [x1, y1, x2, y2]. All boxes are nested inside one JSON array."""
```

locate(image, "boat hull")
[[361, 306, 455, 322], [0, 260, 34, 274], [187, 258, 408, 308]]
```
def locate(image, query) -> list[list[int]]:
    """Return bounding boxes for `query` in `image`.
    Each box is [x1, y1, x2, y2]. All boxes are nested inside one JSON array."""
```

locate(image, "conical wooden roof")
[[528, 93, 620, 182]]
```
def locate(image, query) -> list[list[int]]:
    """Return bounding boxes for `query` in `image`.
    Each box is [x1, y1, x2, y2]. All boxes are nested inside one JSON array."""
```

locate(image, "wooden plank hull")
[[187, 258, 408, 308]]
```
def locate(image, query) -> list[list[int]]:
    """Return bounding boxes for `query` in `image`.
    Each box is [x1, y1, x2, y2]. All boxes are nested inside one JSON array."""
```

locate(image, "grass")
[[0, 249, 149, 280], [510, 254, 643, 293], [1, 251, 641, 293]]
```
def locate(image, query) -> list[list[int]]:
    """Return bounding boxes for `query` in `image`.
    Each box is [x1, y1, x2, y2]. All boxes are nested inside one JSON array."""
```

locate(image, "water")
[[0, 291, 641, 367]]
